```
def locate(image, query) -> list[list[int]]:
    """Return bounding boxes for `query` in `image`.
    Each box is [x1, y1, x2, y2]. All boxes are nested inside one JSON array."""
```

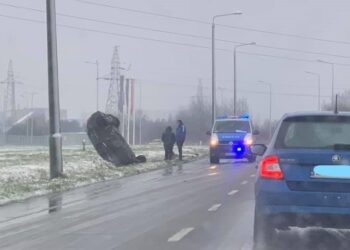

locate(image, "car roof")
[[282, 111, 350, 119]]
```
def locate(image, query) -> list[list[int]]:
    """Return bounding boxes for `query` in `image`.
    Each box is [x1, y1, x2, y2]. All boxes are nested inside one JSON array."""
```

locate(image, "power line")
[[74, 0, 208, 25], [3, 2, 350, 59], [218, 24, 350, 46], [75, 0, 350, 46], [0, 14, 229, 51], [254, 44, 350, 60], [238, 51, 350, 66], [0, 2, 239, 44], [3, 12, 350, 65]]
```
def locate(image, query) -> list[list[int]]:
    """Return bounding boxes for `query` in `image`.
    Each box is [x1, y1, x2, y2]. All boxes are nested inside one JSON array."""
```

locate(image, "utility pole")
[[46, 0, 63, 179]]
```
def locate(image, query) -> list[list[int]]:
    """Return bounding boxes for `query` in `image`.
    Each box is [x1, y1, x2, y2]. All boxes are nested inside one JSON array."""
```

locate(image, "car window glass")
[[214, 120, 251, 133], [277, 116, 350, 149]]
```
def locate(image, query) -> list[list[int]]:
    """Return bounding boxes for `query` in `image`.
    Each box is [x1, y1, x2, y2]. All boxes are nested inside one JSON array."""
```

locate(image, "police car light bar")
[[216, 113, 250, 120]]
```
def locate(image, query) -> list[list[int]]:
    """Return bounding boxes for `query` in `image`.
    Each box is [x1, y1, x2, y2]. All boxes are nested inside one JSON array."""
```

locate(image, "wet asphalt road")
[[1, 158, 350, 250]]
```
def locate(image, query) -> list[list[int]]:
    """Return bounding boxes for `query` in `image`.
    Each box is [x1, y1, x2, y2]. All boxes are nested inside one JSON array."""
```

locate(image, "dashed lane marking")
[[208, 204, 222, 212], [168, 227, 194, 242], [227, 190, 239, 196], [250, 174, 256, 178], [241, 180, 248, 185]]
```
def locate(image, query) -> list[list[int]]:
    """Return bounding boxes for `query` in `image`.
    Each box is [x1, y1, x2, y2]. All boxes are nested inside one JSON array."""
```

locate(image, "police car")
[[208, 114, 258, 164]]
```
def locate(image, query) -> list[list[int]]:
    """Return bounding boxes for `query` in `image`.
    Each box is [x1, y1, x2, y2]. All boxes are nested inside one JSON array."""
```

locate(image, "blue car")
[[208, 114, 258, 164], [251, 112, 350, 249]]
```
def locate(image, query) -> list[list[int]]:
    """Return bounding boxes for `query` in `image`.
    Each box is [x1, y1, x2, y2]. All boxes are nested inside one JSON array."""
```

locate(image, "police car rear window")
[[213, 120, 251, 133]]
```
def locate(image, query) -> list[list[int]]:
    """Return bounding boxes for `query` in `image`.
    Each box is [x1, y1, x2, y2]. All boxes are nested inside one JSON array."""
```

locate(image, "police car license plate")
[[225, 152, 236, 157]]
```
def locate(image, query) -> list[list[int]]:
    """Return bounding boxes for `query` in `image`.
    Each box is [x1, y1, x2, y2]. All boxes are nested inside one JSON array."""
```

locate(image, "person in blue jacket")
[[175, 120, 186, 160]]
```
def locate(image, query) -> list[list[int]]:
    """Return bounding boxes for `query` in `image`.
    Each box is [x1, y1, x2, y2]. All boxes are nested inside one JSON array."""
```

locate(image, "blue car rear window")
[[275, 115, 350, 149]]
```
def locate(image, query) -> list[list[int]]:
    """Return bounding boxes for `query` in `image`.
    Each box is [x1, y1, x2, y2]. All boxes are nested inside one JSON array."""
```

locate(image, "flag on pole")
[[118, 75, 125, 114], [125, 79, 130, 111], [130, 79, 135, 115]]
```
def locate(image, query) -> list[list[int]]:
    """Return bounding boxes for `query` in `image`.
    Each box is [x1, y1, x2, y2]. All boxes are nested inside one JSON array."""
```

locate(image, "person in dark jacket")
[[175, 120, 186, 160], [161, 126, 176, 160]]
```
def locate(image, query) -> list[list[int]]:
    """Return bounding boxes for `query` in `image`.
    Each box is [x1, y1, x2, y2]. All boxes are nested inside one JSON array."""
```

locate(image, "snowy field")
[[0, 144, 208, 205]]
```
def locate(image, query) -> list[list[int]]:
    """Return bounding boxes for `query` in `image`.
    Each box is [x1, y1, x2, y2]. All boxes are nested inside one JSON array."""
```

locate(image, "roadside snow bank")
[[0, 145, 207, 205]]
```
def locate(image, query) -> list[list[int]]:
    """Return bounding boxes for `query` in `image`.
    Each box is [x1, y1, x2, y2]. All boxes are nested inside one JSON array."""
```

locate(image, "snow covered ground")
[[0, 144, 208, 205]]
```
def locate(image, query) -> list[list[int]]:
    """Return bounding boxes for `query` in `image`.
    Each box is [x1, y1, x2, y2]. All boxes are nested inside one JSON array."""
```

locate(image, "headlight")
[[210, 134, 219, 147], [244, 134, 253, 145]]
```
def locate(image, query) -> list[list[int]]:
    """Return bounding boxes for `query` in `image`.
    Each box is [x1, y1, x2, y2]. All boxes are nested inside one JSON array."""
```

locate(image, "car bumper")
[[210, 144, 252, 158], [255, 179, 350, 228]]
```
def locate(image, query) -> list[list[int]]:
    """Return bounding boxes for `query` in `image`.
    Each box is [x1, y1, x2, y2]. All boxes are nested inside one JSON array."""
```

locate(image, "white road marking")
[[208, 172, 218, 176], [168, 227, 194, 242], [228, 189, 239, 196], [241, 180, 248, 185], [250, 174, 256, 178], [208, 204, 222, 212]]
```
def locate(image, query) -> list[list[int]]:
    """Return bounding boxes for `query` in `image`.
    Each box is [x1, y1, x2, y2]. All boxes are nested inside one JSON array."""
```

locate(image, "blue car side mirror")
[[250, 144, 267, 156]]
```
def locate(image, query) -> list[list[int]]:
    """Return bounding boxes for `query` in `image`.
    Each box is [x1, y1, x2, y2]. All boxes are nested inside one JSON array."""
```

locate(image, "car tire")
[[253, 210, 276, 250], [210, 156, 219, 164], [247, 155, 256, 163]]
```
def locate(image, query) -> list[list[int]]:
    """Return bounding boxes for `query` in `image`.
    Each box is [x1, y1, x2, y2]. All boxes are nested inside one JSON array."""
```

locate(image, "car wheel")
[[253, 210, 276, 250], [210, 156, 219, 164], [247, 155, 256, 163]]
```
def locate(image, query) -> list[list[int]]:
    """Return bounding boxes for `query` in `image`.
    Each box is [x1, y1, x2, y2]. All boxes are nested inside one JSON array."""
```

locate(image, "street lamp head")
[[213, 11, 243, 22]]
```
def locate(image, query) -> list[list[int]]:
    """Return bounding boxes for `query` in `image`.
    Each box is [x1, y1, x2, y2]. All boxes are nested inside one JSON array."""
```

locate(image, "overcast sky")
[[1, 0, 350, 121]]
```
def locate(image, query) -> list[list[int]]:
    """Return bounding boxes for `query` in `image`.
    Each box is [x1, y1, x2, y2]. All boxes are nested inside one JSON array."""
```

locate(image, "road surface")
[[1, 158, 349, 250]]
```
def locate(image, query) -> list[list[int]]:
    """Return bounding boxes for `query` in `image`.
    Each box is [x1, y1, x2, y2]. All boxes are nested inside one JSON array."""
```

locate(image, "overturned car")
[[87, 111, 146, 166]]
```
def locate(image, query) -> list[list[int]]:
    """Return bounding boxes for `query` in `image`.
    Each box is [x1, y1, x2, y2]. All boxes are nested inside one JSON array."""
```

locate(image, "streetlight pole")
[[85, 60, 100, 111], [233, 42, 255, 115], [212, 12, 242, 124], [258, 81, 272, 139], [317, 59, 334, 109], [46, 0, 63, 179], [305, 71, 321, 111]]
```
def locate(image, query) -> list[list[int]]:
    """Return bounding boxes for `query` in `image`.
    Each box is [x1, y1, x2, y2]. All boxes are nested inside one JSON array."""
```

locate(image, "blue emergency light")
[[216, 113, 250, 120], [239, 113, 250, 119]]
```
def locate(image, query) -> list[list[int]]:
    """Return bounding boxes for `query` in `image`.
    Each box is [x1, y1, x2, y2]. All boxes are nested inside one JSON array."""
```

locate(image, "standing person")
[[161, 126, 176, 160], [175, 120, 186, 160]]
